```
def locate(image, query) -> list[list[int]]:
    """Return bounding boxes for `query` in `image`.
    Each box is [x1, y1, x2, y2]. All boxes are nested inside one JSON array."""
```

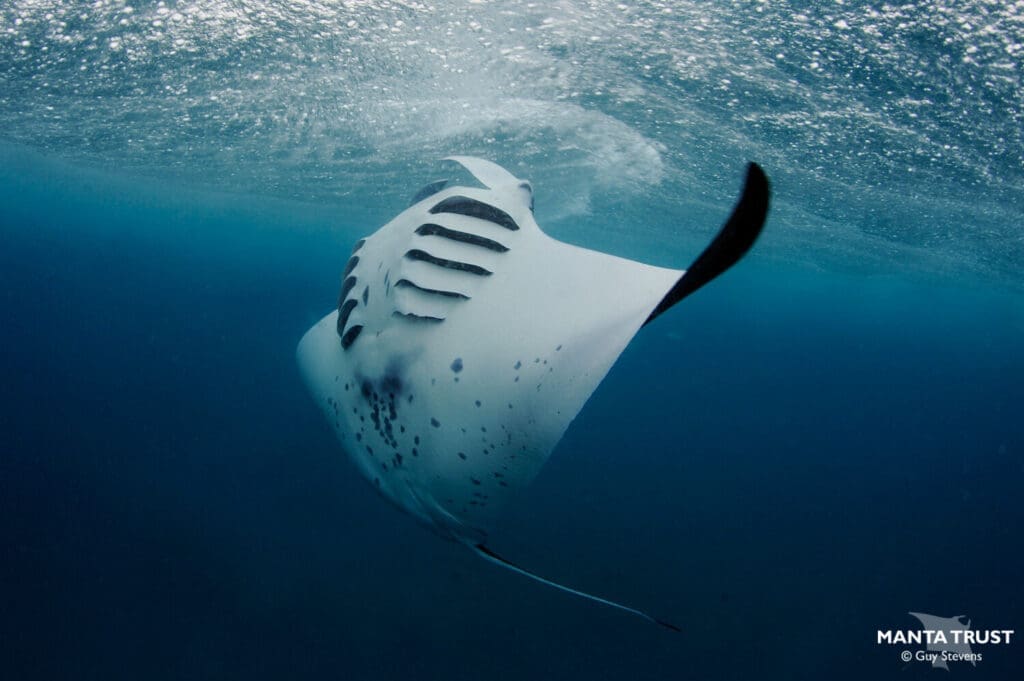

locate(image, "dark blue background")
[[2, 153, 1022, 680]]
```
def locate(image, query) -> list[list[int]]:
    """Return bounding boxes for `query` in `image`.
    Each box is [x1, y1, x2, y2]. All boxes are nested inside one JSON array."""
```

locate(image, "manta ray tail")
[[644, 162, 771, 325], [473, 544, 681, 633]]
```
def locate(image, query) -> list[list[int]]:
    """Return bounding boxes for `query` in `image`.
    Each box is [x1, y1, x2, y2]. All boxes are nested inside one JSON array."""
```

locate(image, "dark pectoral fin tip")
[[644, 161, 770, 325]]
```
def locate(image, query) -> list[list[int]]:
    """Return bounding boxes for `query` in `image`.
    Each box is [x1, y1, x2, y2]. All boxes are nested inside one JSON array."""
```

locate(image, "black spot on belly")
[[451, 358, 463, 373], [362, 285, 369, 305], [381, 371, 403, 394], [514, 360, 521, 370], [475, 400, 481, 407], [470, 477, 481, 485], [414, 435, 420, 445], [356, 433, 362, 442], [556, 344, 562, 351], [458, 452, 467, 460], [430, 418, 440, 428]]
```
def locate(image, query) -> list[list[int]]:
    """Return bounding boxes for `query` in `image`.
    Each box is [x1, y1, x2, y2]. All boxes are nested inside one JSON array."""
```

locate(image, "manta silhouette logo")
[[877, 612, 1015, 670]]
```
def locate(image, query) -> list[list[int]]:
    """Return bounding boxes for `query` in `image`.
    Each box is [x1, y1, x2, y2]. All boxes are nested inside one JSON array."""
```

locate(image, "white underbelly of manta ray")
[[297, 156, 770, 631]]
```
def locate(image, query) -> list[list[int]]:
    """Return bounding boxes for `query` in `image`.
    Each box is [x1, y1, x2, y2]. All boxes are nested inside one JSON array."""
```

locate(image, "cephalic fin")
[[473, 544, 680, 633]]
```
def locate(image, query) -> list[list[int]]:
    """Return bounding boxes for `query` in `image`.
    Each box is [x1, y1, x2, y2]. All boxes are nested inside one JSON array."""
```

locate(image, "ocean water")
[[1, 2, 1022, 680]]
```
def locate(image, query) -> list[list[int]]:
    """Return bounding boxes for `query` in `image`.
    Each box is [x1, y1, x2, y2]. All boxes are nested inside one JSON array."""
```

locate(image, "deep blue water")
[[2, 146, 1021, 680], [2, 0, 1024, 677]]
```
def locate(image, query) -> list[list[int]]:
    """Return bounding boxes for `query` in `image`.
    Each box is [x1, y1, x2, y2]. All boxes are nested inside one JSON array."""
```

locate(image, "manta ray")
[[297, 157, 769, 631]]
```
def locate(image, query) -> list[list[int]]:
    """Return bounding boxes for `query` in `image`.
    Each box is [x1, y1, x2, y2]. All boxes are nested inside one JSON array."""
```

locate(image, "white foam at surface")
[[0, 0, 1021, 283]]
